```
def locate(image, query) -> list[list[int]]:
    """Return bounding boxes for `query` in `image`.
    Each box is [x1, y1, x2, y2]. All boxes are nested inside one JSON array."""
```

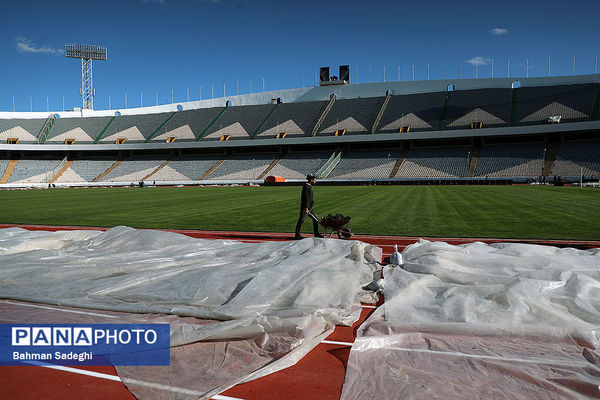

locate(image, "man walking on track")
[[294, 174, 323, 240]]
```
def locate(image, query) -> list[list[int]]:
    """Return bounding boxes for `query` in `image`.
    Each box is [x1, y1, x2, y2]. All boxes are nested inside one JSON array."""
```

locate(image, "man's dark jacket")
[[300, 182, 314, 210]]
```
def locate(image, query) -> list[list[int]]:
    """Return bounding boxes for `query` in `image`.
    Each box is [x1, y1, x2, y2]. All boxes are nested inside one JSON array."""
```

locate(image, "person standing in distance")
[[294, 174, 323, 239]]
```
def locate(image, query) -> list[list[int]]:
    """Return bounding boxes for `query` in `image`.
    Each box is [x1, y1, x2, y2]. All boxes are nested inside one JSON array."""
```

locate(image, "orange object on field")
[[264, 175, 285, 183]]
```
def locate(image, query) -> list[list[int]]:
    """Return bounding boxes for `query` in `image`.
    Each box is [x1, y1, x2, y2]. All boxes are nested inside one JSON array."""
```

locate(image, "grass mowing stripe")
[[439, 188, 475, 236], [0, 186, 598, 240]]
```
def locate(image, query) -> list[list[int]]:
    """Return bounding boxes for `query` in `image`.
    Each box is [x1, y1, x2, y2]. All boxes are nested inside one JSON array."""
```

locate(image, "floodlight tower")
[[65, 43, 107, 110]]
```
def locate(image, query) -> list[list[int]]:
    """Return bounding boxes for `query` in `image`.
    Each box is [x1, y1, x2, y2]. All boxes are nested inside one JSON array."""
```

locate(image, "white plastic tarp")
[[341, 239, 600, 400], [0, 226, 382, 399]]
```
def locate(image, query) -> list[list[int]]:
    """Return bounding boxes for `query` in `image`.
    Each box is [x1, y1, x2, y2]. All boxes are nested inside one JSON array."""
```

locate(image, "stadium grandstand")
[[0, 74, 599, 187]]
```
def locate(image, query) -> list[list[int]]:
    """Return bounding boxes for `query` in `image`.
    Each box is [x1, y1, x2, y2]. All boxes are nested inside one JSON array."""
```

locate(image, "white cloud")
[[489, 28, 508, 35], [467, 57, 492, 66], [15, 37, 63, 55]]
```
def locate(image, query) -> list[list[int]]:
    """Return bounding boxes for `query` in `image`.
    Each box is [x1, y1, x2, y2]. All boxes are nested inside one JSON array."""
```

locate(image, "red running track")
[[0, 224, 598, 400]]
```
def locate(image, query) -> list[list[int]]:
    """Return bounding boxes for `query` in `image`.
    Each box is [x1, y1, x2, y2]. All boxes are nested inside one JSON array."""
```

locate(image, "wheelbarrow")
[[307, 211, 352, 240]]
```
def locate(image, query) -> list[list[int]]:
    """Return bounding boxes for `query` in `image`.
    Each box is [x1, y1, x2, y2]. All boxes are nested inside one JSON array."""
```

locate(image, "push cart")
[[308, 211, 352, 240]]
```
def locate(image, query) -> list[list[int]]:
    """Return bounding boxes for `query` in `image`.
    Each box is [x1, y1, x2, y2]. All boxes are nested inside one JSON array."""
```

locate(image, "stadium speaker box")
[[339, 65, 350, 82], [320, 67, 330, 82]]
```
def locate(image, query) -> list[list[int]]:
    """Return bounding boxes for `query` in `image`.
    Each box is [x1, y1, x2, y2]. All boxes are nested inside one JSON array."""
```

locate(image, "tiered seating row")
[[64, 158, 116, 182], [100, 113, 171, 142], [8, 158, 64, 183], [157, 156, 221, 181], [318, 97, 385, 136], [208, 153, 278, 179], [1, 83, 597, 144], [257, 101, 327, 137], [378, 91, 447, 133], [329, 150, 402, 178], [551, 140, 600, 177], [0, 140, 598, 183], [269, 151, 332, 179], [443, 88, 512, 129], [475, 143, 545, 178], [156, 108, 224, 141], [47, 117, 113, 142], [517, 83, 598, 125], [0, 119, 44, 143], [395, 146, 471, 178], [100, 157, 167, 182], [203, 104, 274, 140]]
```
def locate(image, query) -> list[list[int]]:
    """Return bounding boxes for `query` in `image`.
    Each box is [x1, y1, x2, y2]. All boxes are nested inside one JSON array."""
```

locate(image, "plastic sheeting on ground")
[[0, 226, 382, 399], [341, 239, 600, 400]]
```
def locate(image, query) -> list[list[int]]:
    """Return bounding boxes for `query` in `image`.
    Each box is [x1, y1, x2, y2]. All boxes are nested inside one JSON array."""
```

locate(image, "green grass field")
[[0, 185, 598, 240]]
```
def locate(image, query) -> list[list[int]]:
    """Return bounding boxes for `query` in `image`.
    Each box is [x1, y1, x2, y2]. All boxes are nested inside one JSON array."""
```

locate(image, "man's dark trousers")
[[295, 208, 320, 236]]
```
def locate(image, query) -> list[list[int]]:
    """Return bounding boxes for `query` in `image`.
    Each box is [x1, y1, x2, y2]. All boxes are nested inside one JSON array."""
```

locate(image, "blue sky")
[[1, 0, 599, 112]]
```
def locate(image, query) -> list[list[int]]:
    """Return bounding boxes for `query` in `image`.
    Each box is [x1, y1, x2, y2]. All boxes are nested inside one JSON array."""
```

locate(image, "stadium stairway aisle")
[[49, 160, 74, 183], [0, 160, 18, 183]]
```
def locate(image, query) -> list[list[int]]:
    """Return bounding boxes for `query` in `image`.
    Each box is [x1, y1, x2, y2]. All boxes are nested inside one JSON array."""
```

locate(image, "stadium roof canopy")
[[1, 74, 599, 120]]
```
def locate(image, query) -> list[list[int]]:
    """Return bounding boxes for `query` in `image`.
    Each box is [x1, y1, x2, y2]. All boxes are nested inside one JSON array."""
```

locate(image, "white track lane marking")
[[0, 301, 119, 319], [321, 340, 354, 346], [376, 347, 590, 366], [27, 362, 121, 381], [25, 361, 244, 400], [361, 305, 377, 309]]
